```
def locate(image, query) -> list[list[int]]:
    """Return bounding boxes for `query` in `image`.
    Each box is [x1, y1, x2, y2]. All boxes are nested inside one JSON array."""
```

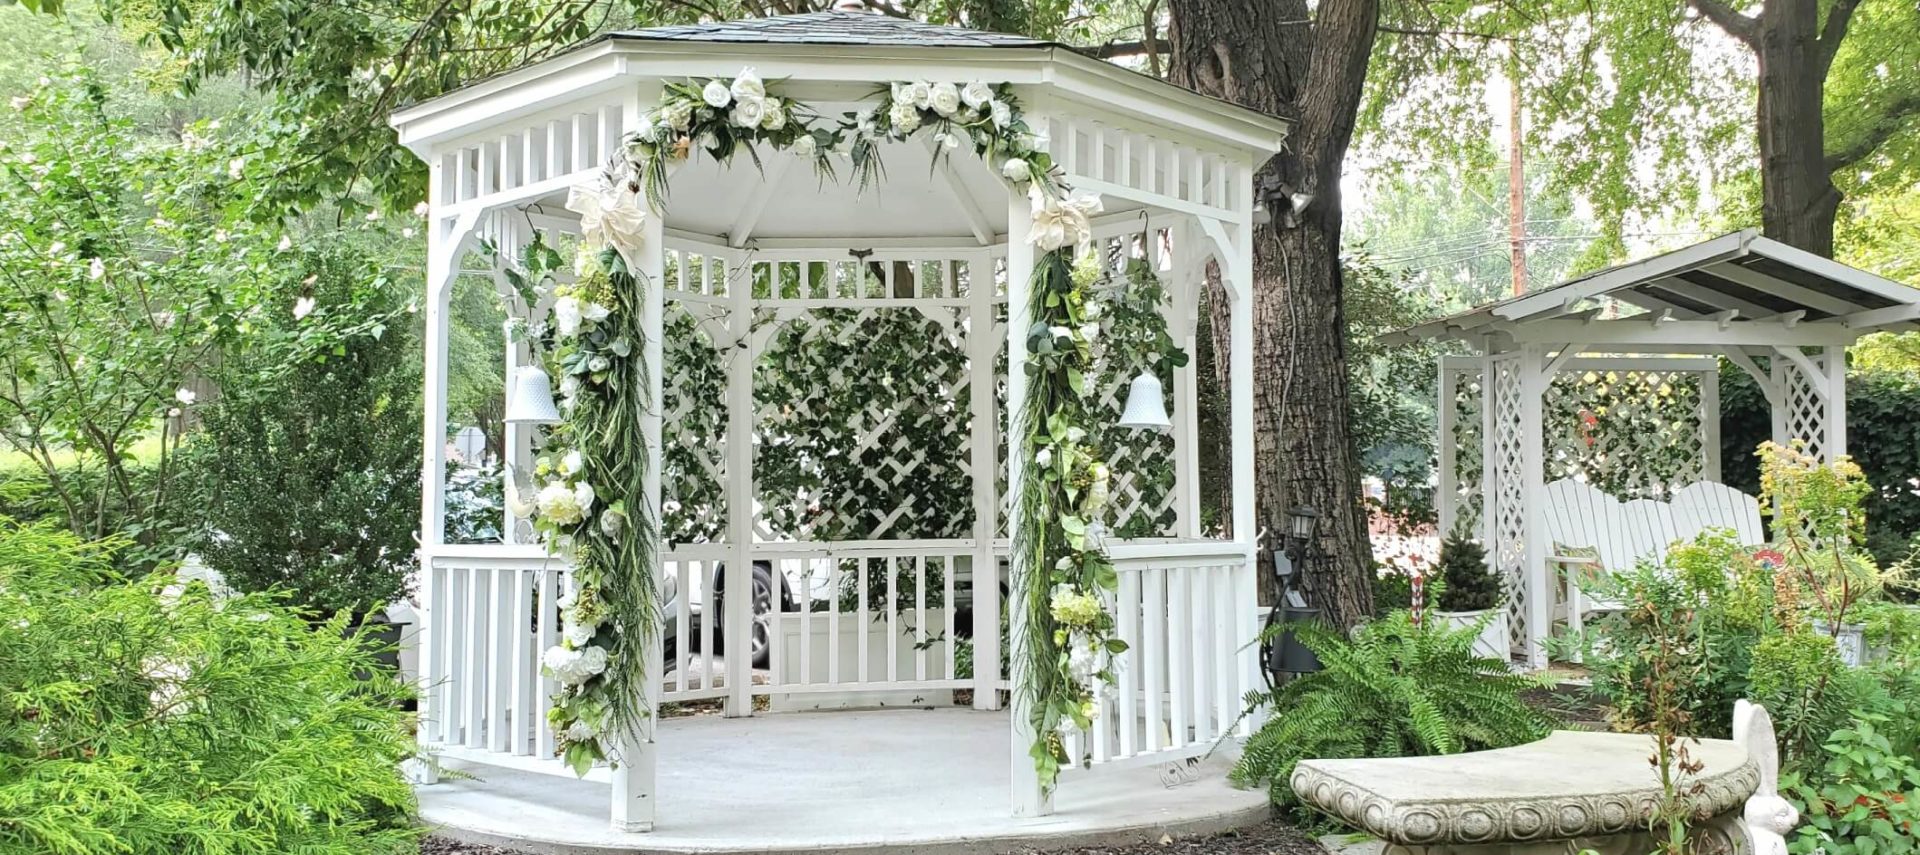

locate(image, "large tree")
[[1167, 0, 1382, 626]]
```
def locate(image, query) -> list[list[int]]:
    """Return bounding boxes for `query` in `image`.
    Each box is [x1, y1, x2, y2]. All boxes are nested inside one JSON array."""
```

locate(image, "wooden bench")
[[1292, 701, 1798, 855]]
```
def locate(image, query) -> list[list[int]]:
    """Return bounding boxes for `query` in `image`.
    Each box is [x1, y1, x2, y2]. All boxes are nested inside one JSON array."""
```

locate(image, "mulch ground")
[[419, 817, 1328, 855]]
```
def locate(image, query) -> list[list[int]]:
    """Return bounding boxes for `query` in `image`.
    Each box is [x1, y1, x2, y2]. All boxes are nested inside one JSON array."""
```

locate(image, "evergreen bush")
[[177, 247, 419, 619], [1433, 531, 1499, 612], [0, 519, 420, 854]]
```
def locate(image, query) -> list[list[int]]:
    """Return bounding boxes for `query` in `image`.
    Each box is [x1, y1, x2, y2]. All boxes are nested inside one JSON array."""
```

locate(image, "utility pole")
[[1507, 71, 1528, 296]]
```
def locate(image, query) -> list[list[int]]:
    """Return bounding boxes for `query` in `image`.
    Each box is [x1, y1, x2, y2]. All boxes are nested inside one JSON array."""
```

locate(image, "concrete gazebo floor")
[[419, 708, 1268, 855]]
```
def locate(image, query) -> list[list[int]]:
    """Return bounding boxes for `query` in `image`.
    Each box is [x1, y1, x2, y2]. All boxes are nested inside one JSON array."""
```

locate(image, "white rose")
[[989, 99, 1012, 129], [928, 82, 961, 117], [792, 134, 817, 157], [576, 645, 609, 678], [729, 97, 766, 129], [574, 481, 596, 515], [888, 100, 921, 134], [537, 481, 584, 526], [559, 450, 584, 476], [553, 296, 584, 338], [961, 81, 993, 110], [1035, 446, 1053, 468], [582, 301, 611, 324], [904, 81, 932, 109], [890, 82, 911, 102], [564, 620, 598, 646], [599, 506, 626, 537], [760, 98, 786, 130], [730, 67, 765, 103], [702, 79, 732, 108], [1001, 157, 1031, 183]]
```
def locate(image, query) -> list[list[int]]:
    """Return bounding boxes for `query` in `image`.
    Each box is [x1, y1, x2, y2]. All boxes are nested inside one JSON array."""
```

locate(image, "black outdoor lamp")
[[1262, 504, 1325, 686]]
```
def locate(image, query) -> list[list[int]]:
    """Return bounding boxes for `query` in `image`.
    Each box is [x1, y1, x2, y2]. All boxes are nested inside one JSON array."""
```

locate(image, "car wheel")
[[714, 562, 780, 670]]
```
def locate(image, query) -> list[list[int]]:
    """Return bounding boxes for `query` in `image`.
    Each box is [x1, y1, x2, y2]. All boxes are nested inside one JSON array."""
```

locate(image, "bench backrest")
[[1540, 479, 1763, 572]]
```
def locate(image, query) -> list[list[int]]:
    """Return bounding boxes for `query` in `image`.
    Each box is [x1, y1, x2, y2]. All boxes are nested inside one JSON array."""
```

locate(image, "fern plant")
[[1232, 610, 1557, 820]]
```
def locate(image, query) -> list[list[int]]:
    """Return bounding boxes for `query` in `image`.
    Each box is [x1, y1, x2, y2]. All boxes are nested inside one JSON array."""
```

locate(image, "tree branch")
[[1817, 0, 1864, 74], [1378, 24, 1508, 42], [1825, 91, 1920, 174], [1088, 38, 1172, 58], [1685, 0, 1757, 45]]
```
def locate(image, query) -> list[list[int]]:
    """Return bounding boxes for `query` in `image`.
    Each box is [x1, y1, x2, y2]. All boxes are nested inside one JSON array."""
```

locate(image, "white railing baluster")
[[886, 556, 898, 684], [572, 113, 593, 174], [1189, 567, 1213, 743], [857, 557, 870, 683], [700, 561, 716, 691], [914, 555, 927, 681], [675, 560, 692, 689], [535, 567, 558, 758], [943, 554, 956, 680], [487, 566, 511, 752], [510, 567, 534, 755], [828, 559, 842, 684], [547, 120, 566, 179], [1116, 568, 1140, 759], [1212, 565, 1237, 735], [1166, 564, 1189, 751], [463, 568, 487, 748], [799, 559, 813, 685], [1143, 565, 1165, 752]]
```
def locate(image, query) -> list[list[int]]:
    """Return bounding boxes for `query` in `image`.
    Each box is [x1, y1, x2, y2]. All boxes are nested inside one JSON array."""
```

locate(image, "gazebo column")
[[1004, 190, 1052, 818], [610, 207, 666, 833], [1517, 346, 1550, 669], [967, 246, 1003, 712]]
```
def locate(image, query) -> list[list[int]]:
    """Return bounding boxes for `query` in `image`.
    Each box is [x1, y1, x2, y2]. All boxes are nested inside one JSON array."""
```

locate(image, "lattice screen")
[[661, 250, 732, 546], [1487, 355, 1530, 650], [1542, 369, 1710, 499], [1776, 355, 1830, 461]]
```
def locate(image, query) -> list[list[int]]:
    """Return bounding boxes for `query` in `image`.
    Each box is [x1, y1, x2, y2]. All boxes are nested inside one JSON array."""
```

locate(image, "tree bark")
[[1753, 0, 1838, 254], [1169, 0, 1379, 627]]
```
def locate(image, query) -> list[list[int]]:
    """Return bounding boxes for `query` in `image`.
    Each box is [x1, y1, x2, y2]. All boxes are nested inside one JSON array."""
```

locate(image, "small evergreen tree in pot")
[[1435, 532, 1500, 612], [179, 244, 419, 626]]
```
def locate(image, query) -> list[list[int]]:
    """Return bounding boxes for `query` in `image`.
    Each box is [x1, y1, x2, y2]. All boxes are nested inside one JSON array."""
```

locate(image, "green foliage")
[[1784, 713, 1920, 855], [0, 519, 421, 854], [176, 245, 420, 619], [1720, 363, 1920, 571], [1346, 251, 1444, 524], [1232, 611, 1556, 820], [1432, 531, 1497, 612]]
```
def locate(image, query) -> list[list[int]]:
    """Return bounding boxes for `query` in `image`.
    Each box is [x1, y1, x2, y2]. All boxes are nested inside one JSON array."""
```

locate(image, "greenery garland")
[[526, 69, 1120, 786]]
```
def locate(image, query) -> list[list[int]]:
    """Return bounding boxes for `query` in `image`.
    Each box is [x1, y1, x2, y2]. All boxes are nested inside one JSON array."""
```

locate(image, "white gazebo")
[[1384, 229, 1920, 667], [390, 10, 1285, 848]]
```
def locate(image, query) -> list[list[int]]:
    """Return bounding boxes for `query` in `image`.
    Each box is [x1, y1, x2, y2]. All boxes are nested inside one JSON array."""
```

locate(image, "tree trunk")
[[1169, 0, 1379, 627], [1754, 0, 1838, 254]]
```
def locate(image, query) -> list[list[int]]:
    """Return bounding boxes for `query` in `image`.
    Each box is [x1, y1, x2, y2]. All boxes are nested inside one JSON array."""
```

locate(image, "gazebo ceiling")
[[1383, 229, 1920, 346]]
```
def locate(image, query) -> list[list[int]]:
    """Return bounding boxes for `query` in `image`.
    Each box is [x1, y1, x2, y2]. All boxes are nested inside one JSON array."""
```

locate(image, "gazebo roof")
[[606, 11, 1051, 48], [1382, 229, 1920, 347]]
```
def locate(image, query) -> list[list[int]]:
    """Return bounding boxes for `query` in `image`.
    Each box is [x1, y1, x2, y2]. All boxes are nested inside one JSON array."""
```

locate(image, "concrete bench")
[[1292, 701, 1799, 855]]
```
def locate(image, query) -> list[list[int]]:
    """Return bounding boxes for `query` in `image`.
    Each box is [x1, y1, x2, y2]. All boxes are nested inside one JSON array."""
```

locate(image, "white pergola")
[[1383, 229, 1920, 667], [391, 11, 1286, 833]]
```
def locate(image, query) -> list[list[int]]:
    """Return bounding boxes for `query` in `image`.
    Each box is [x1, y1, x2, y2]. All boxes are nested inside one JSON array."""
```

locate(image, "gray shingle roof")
[[609, 11, 1052, 49]]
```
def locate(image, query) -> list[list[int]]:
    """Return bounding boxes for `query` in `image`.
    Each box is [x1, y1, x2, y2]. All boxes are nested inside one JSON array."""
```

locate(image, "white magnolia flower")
[[564, 172, 649, 270], [553, 295, 584, 338], [928, 82, 961, 117], [989, 99, 1012, 129], [559, 450, 584, 476], [702, 79, 732, 108], [1027, 187, 1103, 251], [888, 100, 922, 134], [730, 68, 766, 103], [760, 98, 787, 130], [175, 388, 196, 406], [537, 480, 585, 526], [961, 81, 993, 110], [903, 80, 932, 109], [573, 481, 596, 515], [792, 134, 817, 157], [293, 296, 316, 320], [729, 97, 766, 130], [1001, 157, 1031, 183], [563, 620, 598, 646], [582, 301, 612, 324], [87, 258, 104, 280]]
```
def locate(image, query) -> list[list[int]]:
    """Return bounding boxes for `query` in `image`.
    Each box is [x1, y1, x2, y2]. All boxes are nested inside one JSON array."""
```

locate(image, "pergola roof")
[[1382, 229, 1920, 347], [607, 11, 1051, 48]]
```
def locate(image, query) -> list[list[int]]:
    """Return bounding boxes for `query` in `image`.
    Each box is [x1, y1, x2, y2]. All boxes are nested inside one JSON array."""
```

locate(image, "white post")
[[1518, 346, 1550, 669], [1004, 190, 1051, 819], [1701, 365, 1722, 483], [968, 248, 1003, 711], [1167, 217, 1202, 538], [1224, 209, 1259, 728], [724, 246, 755, 718], [1822, 346, 1846, 460], [1436, 357, 1459, 537], [610, 91, 663, 834], [1769, 357, 1791, 451]]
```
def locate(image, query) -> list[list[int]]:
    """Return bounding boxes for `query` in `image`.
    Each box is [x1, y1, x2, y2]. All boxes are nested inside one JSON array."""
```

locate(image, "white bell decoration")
[[1116, 371, 1172, 430], [504, 366, 562, 424]]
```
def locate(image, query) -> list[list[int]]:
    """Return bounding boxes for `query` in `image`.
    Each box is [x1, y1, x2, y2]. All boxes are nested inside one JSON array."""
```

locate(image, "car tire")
[[713, 561, 783, 670]]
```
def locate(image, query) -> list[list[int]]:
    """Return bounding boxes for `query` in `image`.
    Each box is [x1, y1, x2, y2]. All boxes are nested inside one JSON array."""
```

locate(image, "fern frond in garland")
[[1232, 610, 1557, 822]]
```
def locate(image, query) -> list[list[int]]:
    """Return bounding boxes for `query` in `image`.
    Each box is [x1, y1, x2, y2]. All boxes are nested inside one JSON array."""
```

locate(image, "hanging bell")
[[503, 366, 562, 424], [1116, 371, 1172, 430]]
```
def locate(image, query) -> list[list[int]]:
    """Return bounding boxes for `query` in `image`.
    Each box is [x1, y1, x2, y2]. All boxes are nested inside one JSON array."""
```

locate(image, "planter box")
[[1812, 618, 1868, 667], [1435, 608, 1511, 661], [766, 609, 955, 711]]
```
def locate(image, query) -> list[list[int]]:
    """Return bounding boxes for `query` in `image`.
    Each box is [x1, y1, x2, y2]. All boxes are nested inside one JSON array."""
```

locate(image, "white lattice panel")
[[1777, 355, 1828, 461], [1489, 356, 1530, 650]]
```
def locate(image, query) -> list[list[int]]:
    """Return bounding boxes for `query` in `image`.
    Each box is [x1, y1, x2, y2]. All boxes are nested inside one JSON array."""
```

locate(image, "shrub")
[[177, 247, 420, 619], [0, 519, 421, 854], [1433, 531, 1497, 612], [1232, 610, 1556, 820]]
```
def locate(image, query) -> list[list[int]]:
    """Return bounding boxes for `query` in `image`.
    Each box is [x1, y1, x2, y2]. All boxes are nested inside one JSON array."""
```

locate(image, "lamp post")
[[1263, 504, 1324, 685]]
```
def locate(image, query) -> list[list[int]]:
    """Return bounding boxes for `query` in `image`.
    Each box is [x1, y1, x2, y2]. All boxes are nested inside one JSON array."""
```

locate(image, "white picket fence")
[[416, 539, 1255, 776]]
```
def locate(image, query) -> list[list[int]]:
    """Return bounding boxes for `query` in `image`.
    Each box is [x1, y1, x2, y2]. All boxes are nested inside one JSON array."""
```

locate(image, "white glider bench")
[[1292, 701, 1799, 855], [1541, 479, 1764, 644]]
